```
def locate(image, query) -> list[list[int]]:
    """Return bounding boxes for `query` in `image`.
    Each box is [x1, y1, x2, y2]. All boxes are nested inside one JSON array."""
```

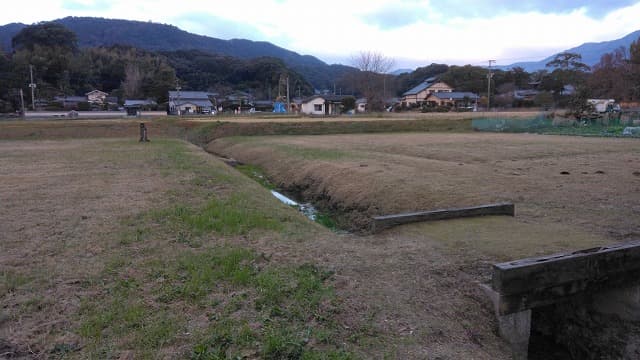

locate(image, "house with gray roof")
[[424, 91, 479, 109], [168, 91, 216, 115], [124, 99, 158, 116], [401, 77, 453, 106]]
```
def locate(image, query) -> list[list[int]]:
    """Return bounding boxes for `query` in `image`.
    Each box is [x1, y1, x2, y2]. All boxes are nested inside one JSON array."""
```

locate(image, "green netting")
[[472, 116, 551, 132], [472, 112, 640, 137]]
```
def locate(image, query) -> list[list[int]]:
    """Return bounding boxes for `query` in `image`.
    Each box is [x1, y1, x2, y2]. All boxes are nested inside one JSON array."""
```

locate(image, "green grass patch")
[[314, 213, 338, 231], [79, 280, 179, 352], [235, 164, 276, 190], [151, 193, 283, 237], [158, 247, 255, 303]]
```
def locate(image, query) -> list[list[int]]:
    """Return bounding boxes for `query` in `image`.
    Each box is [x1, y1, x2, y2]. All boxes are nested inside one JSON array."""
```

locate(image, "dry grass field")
[[2, 119, 638, 359], [208, 132, 640, 244], [0, 138, 366, 358], [0, 136, 514, 359]]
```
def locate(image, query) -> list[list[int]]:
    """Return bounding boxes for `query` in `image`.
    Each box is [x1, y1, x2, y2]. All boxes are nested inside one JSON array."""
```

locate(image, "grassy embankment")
[[0, 138, 356, 359]]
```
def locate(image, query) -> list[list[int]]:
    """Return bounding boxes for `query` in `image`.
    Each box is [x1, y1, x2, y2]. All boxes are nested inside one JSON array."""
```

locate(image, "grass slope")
[[0, 138, 354, 359]]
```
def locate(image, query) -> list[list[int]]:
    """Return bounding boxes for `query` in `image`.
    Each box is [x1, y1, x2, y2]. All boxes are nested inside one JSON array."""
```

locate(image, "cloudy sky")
[[3, 0, 640, 69]]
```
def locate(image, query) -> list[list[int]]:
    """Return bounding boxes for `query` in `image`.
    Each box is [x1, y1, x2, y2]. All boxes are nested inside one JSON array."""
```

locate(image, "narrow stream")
[[270, 190, 320, 221], [225, 161, 339, 230]]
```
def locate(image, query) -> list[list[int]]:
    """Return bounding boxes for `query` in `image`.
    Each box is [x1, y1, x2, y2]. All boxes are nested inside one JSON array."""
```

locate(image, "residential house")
[[401, 77, 453, 106], [168, 91, 216, 115], [54, 96, 88, 110], [251, 100, 274, 112], [301, 95, 348, 116], [514, 89, 539, 101], [290, 97, 303, 113], [124, 99, 157, 116], [86, 90, 108, 104], [424, 92, 479, 109], [356, 98, 367, 113]]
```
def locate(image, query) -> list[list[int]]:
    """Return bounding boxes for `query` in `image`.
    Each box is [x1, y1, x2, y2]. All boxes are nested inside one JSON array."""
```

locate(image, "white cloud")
[[2, 0, 640, 68]]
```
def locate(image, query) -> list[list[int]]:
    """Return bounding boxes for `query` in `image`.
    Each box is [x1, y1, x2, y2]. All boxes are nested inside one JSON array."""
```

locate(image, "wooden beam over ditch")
[[491, 239, 640, 315], [371, 202, 514, 232]]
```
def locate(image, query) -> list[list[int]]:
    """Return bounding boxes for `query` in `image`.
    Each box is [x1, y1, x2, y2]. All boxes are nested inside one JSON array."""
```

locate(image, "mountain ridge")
[[0, 16, 355, 89], [502, 30, 640, 71], [1, 17, 638, 82]]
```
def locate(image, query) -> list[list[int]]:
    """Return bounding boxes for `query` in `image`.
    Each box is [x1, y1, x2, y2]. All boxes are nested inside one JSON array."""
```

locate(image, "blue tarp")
[[273, 101, 287, 113]]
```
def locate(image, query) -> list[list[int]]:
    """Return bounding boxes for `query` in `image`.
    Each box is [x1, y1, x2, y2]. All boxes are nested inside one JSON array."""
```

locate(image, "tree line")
[[0, 22, 314, 112], [1, 21, 639, 113], [343, 38, 640, 112]]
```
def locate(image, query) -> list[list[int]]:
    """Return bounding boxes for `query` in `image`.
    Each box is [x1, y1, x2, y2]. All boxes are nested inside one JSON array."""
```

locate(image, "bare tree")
[[122, 63, 142, 99], [350, 51, 395, 111], [351, 51, 395, 74]]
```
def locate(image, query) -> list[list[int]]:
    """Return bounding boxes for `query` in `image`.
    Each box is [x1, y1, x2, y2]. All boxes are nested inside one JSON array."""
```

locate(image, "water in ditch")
[[231, 162, 339, 230], [270, 190, 319, 221]]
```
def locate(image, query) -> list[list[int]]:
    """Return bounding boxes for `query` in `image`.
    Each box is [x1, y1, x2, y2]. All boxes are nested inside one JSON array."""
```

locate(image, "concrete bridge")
[[483, 240, 640, 359]]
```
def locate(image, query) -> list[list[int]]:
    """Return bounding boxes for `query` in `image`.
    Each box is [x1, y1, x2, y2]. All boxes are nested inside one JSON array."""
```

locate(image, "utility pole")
[[175, 80, 181, 116], [19, 89, 25, 118], [29, 65, 36, 111], [487, 60, 495, 111], [286, 75, 290, 113]]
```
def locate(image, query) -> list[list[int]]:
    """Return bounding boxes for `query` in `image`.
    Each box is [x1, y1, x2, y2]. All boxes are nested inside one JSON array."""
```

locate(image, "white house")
[[301, 95, 347, 115], [85, 90, 108, 104], [356, 98, 367, 113]]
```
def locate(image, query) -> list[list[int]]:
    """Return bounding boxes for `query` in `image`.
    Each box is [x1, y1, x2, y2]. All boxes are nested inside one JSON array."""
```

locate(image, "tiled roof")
[[402, 81, 432, 96], [431, 92, 479, 100], [168, 91, 215, 100], [174, 100, 213, 107], [124, 99, 157, 107]]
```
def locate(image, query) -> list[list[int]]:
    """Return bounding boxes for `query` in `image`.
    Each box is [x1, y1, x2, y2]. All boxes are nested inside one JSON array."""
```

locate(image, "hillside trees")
[[440, 65, 489, 94], [631, 38, 640, 101], [12, 22, 77, 52], [0, 22, 315, 112], [587, 37, 640, 103], [589, 47, 631, 100], [163, 50, 313, 99], [11, 23, 80, 98], [544, 52, 590, 96], [348, 51, 395, 111]]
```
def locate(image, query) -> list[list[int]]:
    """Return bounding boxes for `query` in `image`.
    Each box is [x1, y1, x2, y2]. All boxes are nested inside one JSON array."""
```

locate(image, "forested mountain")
[[0, 17, 355, 89], [0, 22, 316, 113], [162, 50, 314, 99]]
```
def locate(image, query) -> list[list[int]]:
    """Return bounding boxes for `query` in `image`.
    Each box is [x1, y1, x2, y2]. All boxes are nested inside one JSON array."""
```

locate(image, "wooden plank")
[[371, 203, 514, 232]]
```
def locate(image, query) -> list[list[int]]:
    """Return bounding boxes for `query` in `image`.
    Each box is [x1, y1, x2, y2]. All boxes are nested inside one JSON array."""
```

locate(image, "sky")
[[3, 0, 640, 69]]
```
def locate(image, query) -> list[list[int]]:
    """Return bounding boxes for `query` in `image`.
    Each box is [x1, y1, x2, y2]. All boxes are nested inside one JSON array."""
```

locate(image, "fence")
[[472, 111, 640, 137]]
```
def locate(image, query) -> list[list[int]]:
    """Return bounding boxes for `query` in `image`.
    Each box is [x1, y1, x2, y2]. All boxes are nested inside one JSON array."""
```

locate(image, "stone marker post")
[[139, 122, 150, 142]]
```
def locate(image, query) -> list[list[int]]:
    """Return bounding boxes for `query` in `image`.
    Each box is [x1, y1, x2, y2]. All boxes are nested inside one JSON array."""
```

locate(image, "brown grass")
[[208, 132, 640, 242], [5, 120, 636, 359]]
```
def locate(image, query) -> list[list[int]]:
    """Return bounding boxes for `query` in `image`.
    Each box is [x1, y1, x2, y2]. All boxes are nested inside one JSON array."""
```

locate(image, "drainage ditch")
[[229, 161, 342, 231]]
